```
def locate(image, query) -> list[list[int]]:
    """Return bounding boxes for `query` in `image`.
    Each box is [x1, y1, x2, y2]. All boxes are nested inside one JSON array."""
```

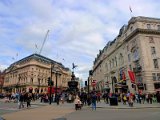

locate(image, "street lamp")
[[88, 70, 93, 95], [53, 65, 61, 103]]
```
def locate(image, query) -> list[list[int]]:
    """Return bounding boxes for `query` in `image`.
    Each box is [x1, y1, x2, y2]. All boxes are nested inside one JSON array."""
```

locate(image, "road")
[[1, 100, 160, 120], [0, 101, 42, 116], [65, 108, 160, 120]]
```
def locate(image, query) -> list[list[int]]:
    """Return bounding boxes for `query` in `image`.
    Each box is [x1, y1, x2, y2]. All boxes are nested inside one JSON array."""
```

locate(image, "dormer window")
[[147, 24, 151, 29], [130, 26, 133, 32]]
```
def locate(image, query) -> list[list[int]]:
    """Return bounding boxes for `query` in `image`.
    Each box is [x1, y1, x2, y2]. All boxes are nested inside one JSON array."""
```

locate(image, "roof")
[[10, 53, 69, 70]]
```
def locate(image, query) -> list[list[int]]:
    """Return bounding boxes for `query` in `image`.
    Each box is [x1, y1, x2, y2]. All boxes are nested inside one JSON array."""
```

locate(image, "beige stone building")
[[92, 16, 160, 93], [0, 71, 5, 93], [3, 54, 71, 93]]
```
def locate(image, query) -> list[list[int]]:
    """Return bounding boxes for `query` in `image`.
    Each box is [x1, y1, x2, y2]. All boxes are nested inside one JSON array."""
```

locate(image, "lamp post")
[[38, 79, 40, 93], [88, 70, 93, 95], [87, 77, 90, 95], [53, 65, 61, 103], [49, 63, 54, 105]]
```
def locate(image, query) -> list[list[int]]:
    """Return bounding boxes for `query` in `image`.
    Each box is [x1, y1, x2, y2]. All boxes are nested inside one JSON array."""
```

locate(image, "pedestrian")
[[74, 96, 82, 110], [91, 92, 97, 110], [19, 92, 24, 109], [56, 93, 60, 105], [26, 93, 32, 108]]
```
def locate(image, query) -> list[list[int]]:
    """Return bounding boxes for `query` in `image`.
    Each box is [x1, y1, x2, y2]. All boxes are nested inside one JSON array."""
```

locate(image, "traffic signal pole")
[[87, 77, 90, 95], [49, 64, 53, 105]]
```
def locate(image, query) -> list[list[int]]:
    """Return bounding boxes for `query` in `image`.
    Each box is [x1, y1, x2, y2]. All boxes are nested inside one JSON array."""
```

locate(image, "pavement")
[[1, 99, 160, 120], [1, 103, 75, 120]]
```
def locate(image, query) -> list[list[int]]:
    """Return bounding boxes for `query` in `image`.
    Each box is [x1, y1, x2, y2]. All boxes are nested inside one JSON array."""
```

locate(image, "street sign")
[[92, 80, 97, 86]]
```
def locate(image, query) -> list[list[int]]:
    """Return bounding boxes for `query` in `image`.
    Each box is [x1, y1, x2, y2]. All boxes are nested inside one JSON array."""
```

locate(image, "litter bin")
[[110, 97, 118, 106]]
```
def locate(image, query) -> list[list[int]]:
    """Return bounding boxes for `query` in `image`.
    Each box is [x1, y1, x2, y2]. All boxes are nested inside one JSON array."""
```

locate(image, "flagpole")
[[129, 6, 133, 18]]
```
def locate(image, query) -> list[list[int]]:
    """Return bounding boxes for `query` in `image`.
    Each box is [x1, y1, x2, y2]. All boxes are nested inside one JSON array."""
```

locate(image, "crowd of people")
[[1, 90, 160, 110]]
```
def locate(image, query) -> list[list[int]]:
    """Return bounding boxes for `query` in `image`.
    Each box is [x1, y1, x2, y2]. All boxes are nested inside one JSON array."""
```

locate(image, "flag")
[[128, 70, 135, 83], [129, 6, 132, 13], [35, 44, 38, 49]]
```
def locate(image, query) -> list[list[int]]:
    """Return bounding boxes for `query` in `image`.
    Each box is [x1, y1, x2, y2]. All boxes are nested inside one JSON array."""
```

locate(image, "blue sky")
[[0, 0, 159, 81]]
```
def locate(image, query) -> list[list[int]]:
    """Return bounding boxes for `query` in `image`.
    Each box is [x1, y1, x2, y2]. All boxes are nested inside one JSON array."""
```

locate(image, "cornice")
[[93, 28, 160, 72]]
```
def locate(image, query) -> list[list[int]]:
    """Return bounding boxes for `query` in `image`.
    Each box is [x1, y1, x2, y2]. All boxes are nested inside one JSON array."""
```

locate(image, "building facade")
[[0, 71, 5, 93], [92, 16, 160, 93], [3, 54, 71, 93]]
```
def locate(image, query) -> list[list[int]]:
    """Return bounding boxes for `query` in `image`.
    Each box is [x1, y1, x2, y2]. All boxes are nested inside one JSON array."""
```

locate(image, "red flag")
[[128, 70, 135, 83]]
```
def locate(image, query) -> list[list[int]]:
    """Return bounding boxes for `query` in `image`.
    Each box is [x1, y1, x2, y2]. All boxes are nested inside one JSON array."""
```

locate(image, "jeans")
[[92, 102, 96, 110]]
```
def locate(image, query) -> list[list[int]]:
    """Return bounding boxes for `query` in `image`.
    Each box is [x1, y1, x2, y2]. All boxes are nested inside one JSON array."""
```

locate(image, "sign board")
[[92, 80, 97, 86]]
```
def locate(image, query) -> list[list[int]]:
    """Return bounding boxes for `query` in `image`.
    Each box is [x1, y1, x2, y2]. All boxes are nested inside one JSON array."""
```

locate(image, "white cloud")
[[1, 0, 160, 80]]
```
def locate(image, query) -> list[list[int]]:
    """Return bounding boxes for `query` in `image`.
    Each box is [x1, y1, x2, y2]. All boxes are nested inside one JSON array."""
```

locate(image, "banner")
[[128, 70, 135, 83]]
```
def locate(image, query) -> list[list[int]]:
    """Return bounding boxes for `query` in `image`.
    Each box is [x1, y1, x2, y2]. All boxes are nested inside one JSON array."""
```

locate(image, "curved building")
[[92, 16, 160, 93]]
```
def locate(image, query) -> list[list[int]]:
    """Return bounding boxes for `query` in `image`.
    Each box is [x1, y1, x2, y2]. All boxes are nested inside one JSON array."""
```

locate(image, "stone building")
[[0, 71, 5, 93], [92, 16, 160, 93], [3, 54, 71, 93]]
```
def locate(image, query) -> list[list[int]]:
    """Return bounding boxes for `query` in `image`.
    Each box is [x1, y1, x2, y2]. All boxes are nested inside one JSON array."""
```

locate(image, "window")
[[112, 59, 114, 67], [153, 59, 159, 68], [106, 63, 108, 71], [152, 73, 156, 81], [119, 53, 124, 64], [31, 78, 33, 83], [129, 65, 132, 70], [151, 47, 156, 54], [157, 73, 160, 81], [149, 37, 154, 43], [130, 26, 133, 32], [127, 45, 129, 51], [128, 54, 131, 62], [136, 76, 143, 83], [157, 25, 160, 30], [144, 84, 147, 90], [154, 83, 160, 89], [115, 57, 117, 66], [147, 24, 151, 29], [133, 49, 139, 61]]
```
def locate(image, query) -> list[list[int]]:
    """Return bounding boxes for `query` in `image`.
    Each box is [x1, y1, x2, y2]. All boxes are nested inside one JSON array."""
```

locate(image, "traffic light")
[[85, 81, 87, 86], [48, 77, 51, 86], [89, 70, 93, 75], [51, 81, 54, 86]]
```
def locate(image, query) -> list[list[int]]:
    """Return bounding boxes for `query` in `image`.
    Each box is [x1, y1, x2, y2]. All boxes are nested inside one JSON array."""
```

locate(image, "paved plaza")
[[0, 99, 160, 120]]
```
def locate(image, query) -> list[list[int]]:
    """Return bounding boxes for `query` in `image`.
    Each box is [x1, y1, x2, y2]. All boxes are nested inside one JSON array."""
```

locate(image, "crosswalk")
[[0, 105, 38, 111]]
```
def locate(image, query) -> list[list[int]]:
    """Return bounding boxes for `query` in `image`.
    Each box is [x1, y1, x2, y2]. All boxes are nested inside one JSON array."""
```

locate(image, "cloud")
[[1, 0, 160, 80]]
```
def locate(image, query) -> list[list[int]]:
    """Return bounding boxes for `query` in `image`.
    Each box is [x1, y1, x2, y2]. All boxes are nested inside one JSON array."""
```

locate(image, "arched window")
[[31, 78, 33, 83], [115, 57, 117, 66], [112, 59, 115, 67], [119, 53, 124, 64], [132, 49, 139, 61], [106, 63, 108, 71]]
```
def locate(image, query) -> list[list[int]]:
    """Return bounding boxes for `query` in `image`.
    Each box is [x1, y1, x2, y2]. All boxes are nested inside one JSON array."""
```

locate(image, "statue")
[[67, 63, 79, 93]]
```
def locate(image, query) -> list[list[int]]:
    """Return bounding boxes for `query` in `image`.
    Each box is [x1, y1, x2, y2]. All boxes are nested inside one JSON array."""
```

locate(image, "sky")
[[0, 0, 159, 82]]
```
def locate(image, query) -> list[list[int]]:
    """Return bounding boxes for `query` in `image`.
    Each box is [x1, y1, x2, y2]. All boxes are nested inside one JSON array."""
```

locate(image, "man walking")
[[91, 92, 97, 110]]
